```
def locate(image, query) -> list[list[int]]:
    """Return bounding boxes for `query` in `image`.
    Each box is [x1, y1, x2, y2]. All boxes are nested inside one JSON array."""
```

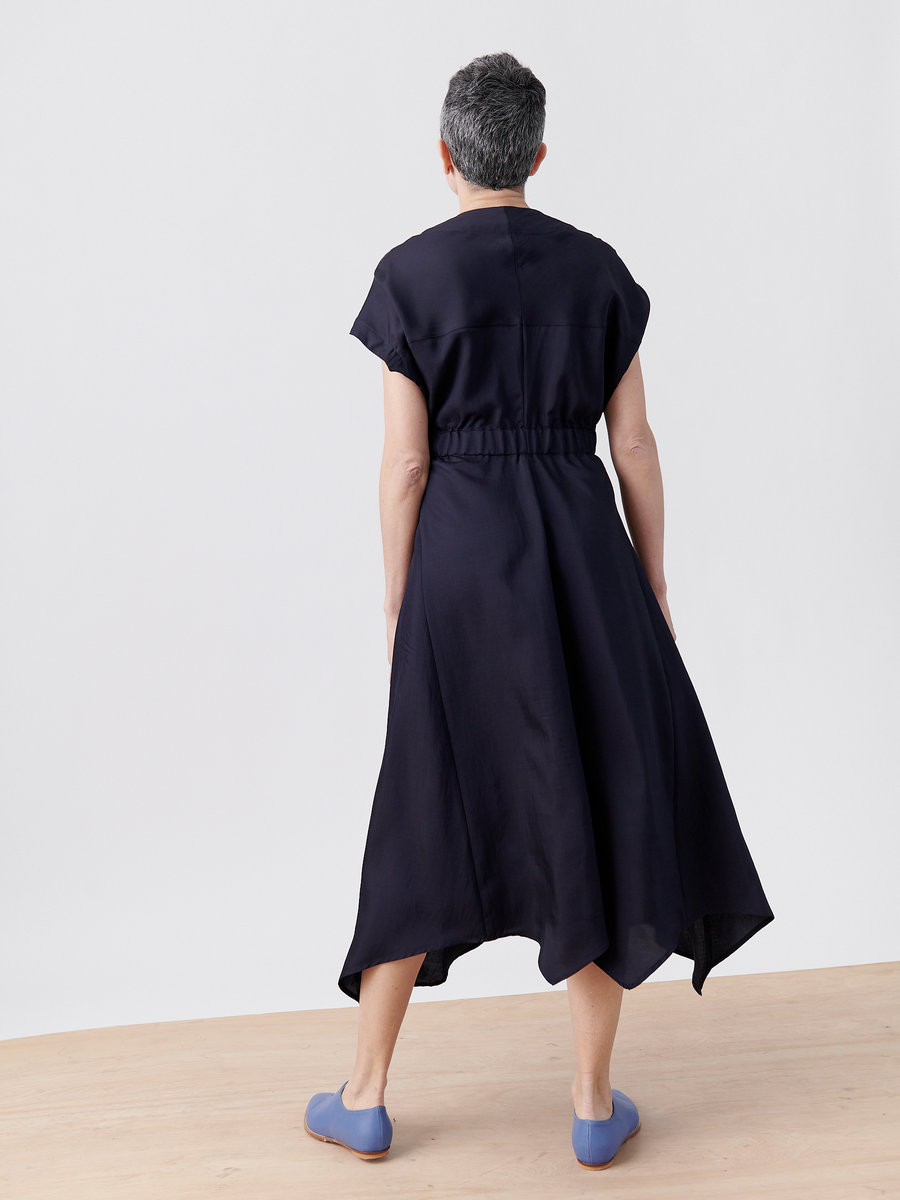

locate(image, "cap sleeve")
[[350, 274, 428, 394], [602, 251, 651, 408]]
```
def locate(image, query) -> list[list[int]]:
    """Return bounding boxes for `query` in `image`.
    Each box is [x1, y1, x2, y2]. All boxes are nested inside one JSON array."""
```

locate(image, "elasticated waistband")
[[430, 426, 597, 460]]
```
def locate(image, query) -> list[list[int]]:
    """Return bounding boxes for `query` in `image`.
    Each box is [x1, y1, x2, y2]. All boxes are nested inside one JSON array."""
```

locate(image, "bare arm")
[[603, 350, 676, 641], [379, 360, 431, 669]]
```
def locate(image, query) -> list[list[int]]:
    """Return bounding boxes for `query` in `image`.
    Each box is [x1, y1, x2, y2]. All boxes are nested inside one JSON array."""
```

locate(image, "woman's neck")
[[456, 182, 529, 212]]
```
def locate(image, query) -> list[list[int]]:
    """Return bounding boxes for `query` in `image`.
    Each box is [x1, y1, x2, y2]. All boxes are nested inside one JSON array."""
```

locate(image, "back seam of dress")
[[503, 208, 527, 427], [418, 539, 491, 943]]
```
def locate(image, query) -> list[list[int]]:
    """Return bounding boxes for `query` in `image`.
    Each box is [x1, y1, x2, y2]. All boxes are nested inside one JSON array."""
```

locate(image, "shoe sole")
[[304, 1116, 390, 1160], [575, 1120, 641, 1170]]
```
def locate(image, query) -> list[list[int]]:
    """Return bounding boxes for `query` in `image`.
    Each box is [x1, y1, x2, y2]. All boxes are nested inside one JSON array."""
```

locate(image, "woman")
[[305, 52, 774, 1171]]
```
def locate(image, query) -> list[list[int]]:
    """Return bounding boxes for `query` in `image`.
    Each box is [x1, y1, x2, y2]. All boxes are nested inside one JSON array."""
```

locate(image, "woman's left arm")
[[379, 360, 430, 671]]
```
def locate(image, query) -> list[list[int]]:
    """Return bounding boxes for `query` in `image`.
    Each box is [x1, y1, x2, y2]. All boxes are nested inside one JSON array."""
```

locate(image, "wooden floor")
[[1, 962, 897, 1199]]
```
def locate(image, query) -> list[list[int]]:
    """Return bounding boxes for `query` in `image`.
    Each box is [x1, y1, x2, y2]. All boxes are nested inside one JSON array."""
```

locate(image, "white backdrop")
[[1, 0, 897, 1041]]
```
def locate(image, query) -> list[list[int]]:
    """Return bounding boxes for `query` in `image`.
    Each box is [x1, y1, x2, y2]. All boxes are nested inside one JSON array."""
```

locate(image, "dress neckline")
[[452, 205, 545, 220]]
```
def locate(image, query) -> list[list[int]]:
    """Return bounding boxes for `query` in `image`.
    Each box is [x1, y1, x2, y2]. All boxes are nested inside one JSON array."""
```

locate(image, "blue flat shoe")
[[572, 1088, 641, 1170], [304, 1081, 393, 1160]]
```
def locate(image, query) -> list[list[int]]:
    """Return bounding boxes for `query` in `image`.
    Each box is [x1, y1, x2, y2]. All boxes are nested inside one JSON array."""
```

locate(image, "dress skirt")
[[338, 426, 774, 1001]]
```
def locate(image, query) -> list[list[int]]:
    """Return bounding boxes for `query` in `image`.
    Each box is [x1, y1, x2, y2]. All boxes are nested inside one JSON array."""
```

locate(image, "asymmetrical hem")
[[338, 907, 774, 1003]]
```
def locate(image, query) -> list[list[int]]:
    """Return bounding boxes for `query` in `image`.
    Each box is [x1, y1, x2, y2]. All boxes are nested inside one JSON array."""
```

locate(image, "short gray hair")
[[439, 53, 546, 191]]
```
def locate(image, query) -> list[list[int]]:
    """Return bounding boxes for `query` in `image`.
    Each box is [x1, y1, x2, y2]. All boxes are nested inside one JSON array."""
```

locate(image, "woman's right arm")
[[603, 351, 676, 641]]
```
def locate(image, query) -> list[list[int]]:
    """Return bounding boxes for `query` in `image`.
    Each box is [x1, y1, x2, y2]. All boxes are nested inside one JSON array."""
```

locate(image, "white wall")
[[0, 0, 897, 1041]]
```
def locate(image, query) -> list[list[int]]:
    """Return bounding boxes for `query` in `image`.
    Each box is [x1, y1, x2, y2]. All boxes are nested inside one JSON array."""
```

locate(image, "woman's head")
[[439, 53, 546, 193]]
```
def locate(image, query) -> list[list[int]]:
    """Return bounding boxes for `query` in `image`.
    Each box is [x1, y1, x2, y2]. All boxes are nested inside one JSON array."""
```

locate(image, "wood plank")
[[1, 962, 897, 1198]]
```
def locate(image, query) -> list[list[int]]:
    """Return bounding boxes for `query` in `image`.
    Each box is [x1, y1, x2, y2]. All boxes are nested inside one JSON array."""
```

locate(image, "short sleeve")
[[602, 251, 652, 408], [350, 275, 428, 394]]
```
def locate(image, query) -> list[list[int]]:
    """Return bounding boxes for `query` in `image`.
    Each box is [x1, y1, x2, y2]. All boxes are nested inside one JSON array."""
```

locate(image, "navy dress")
[[339, 205, 773, 1002]]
